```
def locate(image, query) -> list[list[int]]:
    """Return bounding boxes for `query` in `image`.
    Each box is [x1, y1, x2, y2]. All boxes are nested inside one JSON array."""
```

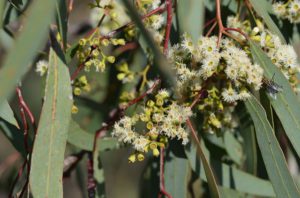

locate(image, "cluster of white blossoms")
[[112, 90, 192, 156], [273, 0, 300, 24], [35, 60, 49, 76], [169, 34, 263, 103], [168, 34, 262, 133], [227, 16, 300, 90]]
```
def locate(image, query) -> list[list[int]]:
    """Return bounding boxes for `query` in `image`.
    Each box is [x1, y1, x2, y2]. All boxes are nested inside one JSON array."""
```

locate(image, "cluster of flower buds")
[[273, 0, 300, 24], [76, 37, 125, 73], [112, 90, 192, 162]]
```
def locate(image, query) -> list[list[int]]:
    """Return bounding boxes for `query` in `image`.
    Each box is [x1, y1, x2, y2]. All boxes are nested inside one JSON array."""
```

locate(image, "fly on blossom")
[[262, 75, 283, 99]]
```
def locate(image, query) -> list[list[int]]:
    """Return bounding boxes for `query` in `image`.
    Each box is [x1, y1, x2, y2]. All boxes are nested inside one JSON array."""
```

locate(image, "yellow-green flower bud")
[[152, 148, 160, 157], [147, 100, 155, 107], [73, 87, 81, 96], [107, 56, 115, 63], [101, 39, 110, 46], [146, 122, 154, 130], [137, 153, 145, 161], [79, 39, 86, 46], [71, 105, 78, 114], [117, 39, 126, 45], [117, 73, 126, 80], [156, 97, 164, 106], [128, 154, 136, 163], [149, 142, 157, 150], [111, 38, 118, 45]]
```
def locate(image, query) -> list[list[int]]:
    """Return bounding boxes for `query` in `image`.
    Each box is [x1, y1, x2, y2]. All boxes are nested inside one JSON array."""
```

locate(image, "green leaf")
[[165, 151, 189, 198], [0, 0, 56, 106], [67, 119, 119, 151], [241, 124, 257, 175], [187, 121, 221, 198], [245, 96, 300, 198], [0, 1, 6, 27], [0, 118, 26, 156], [56, 0, 68, 50], [65, 43, 79, 64], [29, 49, 73, 198], [224, 131, 243, 165], [248, 0, 285, 42], [0, 100, 19, 128], [94, 149, 106, 197], [185, 142, 275, 197], [176, 0, 204, 42], [249, 40, 300, 158]]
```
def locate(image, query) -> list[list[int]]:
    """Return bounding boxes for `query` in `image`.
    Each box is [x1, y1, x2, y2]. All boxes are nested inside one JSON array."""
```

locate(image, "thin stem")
[[158, 148, 172, 198], [205, 21, 217, 37], [163, 0, 173, 53]]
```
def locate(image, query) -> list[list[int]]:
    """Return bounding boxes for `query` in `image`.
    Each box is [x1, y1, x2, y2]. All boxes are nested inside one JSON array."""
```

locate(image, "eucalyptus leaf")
[[56, 0, 68, 51], [0, 0, 56, 106], [185, 141, 275, 197], [30, 49, 73, 198], [165, 151, 189, 198], [0, 100, 19, 128], [245, 96, 300, 198], [250, 40, 300, 158], [176, 0, 204, 42]]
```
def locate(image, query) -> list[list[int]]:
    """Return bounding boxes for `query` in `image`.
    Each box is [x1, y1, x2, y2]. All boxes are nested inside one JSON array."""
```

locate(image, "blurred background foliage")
[[0, 0, 300, 198]]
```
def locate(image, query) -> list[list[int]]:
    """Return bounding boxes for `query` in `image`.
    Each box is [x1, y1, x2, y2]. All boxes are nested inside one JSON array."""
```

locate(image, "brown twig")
[[158, 148, 173, 198], [63, 151, 87, 178], [163, 0, 173, 54]]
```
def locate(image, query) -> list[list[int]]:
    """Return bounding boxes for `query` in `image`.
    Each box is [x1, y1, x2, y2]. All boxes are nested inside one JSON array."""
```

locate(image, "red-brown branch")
[[163, 0, 173, 53], [158, 148, 172, 198]]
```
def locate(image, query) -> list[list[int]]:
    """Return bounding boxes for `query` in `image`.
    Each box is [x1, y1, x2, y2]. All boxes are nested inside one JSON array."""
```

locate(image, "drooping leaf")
[[241, 123, 257, 175], [165, 151, 189, 198], [248, 0, 285, 42], [29, 49, 73, 198], [185, 141, 275, 197], [56, 0, 68, 50], [94, 147, 106, 197], [250, 40, 300, 158], [0, 100, 19, 128], [0, 1, 6, 27], [0, 118, 25, 156], [176, 0, 204, 42], [245, 96, 300, 198], [67, 119, 119, 151], [224, 131, 243, 165], [0, 0, 56, 106], [187, 120, 221, 198]]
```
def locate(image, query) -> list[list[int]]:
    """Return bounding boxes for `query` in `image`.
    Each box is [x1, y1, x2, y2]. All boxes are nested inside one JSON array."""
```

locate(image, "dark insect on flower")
[[262, 75, 283, 99]]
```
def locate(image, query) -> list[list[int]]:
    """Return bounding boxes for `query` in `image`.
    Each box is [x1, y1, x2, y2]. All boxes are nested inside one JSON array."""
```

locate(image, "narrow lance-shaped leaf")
[[176, 0, 204, 42], [56, 0, 68, 50], [165, 152, 189, 198], [185, 141, 275, 197], [0, 0, 5, 27], [30, 49, 73, 198], [0, 0, 56, 106], [0, 100, 19, 128], [245, 96, 300, 198], [187, 120, 221, 198], [249, 40, 300, 158]]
